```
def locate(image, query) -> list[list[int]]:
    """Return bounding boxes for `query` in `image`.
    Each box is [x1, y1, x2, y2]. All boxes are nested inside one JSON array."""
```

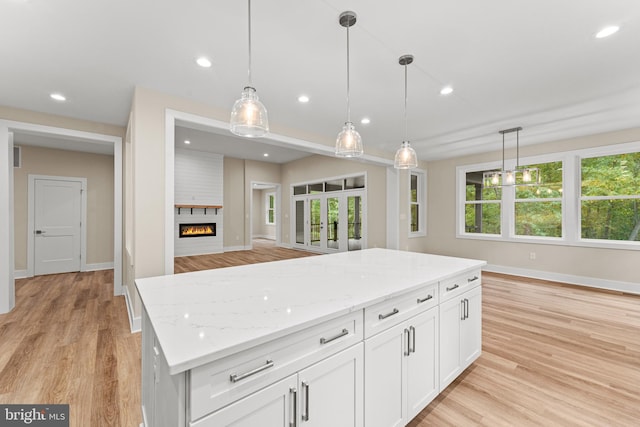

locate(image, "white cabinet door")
[[364, 322, 406, 427], [406, 307, 439, 421], [460, 286, 482, 369], [439, 295, 463, 391], [298, 343, 363, 427], [364, 307, 439, 427], [192, 374, 297, 427]]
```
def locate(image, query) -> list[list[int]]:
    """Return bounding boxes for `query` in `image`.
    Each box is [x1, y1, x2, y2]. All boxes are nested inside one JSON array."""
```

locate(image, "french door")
[[293, 191, 365, 253]]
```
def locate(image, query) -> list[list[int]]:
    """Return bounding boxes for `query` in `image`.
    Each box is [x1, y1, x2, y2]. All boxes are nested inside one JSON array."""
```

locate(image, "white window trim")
[[456, 141, 640, 251], [409, 169, 427, 238], [265, 192, 275, 225]]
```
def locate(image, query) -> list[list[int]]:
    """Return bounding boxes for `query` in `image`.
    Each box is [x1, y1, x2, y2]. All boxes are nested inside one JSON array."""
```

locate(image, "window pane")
[[348, 195, 362, 251], [327, 197, 339, 249], [466, 171, 501, 201], [268, 210, 274, 223], [465, 203, 500, 234], [344, 175, 365, 189], [325, 179, 343, 192], [581, 199, 640, 241], [515, 201, 562, 237], [294, 185, 307, 195], [295, 200, 305, 244], [410, 174, 418, 203], [269, 195, 274, 209], [516, 161, 563, 199], [308, 183, 323, 194], [410, 204, 419, 232], [582, 153, 640, 197], [310, 199, 321, 246]]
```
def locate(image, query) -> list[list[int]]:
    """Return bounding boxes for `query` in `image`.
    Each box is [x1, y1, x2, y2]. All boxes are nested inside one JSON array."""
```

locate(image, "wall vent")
[[13, 146, 21, 168]]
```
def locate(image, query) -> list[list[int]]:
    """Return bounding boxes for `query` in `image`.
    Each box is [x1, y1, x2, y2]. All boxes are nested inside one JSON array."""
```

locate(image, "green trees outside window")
[[581, 153, 640, 241]]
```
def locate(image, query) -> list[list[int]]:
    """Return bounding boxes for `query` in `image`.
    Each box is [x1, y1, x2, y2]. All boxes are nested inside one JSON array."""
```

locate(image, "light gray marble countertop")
[[136, 248, 485, 374]]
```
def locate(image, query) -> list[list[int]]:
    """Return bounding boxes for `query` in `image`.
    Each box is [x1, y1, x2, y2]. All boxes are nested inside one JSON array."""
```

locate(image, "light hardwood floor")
[[2, 247, 639, 426]]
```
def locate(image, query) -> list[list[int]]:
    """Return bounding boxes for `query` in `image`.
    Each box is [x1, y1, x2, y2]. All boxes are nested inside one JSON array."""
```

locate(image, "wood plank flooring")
[[2, 246, 639, 426], [0, 270, 141, 427]]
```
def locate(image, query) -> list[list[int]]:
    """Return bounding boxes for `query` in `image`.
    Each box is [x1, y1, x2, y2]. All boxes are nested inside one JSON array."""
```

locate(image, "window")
[[514, 161, 563, 238], [265, 192, 275, 225], [410, 170, 426, 236], [465, 170, 501, 235], [457, 142, 640, 250], [581, 152, 640, 242]]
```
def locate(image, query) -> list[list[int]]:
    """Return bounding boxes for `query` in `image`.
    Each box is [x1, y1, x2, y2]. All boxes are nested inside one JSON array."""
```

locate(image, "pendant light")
[[394, 55, 418, 169], [230, 0, 269, 138], [483, 127, 540, 187], [335, 11, 363, 157]]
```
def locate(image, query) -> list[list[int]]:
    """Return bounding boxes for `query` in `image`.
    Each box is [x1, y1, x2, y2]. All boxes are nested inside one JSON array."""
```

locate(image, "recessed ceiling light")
[[595, 25, 620, 39], [184, 140, 191, 145], [263, 153, 269, 157], [196, 57, 212, 68], [298, 95, 310, 103], [440, 86, 454, 95], [360, 117, 371, 125], [50, 93, 66, 101]]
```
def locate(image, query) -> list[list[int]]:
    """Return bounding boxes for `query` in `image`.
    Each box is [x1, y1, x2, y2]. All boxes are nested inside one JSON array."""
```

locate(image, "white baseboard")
[[223, 245, 252, 252], [484, 264, 640, 295], [253, 235, 276, 240], [85, 262, 114, 272], [14, 269, 28, 279], [124, 285, 141, 333]]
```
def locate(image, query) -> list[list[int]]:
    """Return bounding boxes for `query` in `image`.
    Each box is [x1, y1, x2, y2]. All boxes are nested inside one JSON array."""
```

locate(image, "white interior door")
[[34, 178, 83, 275]]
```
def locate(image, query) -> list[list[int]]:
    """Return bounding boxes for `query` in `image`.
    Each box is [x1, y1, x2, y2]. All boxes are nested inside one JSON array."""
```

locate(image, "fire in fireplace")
[[179, 223, 216, 238]]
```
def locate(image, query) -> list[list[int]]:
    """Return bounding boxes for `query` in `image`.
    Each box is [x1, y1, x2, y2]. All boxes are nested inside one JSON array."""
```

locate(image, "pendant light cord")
[[346, 23, 351, 123], [404, 63, 408, 141], [247, 0, 252, 86], [516, 128, 520, 168], [502, 131, 505, 172]]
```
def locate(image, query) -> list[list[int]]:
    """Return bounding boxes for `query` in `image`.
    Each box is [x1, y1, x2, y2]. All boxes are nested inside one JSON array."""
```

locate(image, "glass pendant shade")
[[230, 86, 269, 138], [335, 121, 363, 157], [394, 141, 418, 169], [482, 127, 540, 188]]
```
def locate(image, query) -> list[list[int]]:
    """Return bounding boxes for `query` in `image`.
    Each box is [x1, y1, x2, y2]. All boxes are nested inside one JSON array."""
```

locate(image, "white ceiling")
[[2, 0, 640, 162]]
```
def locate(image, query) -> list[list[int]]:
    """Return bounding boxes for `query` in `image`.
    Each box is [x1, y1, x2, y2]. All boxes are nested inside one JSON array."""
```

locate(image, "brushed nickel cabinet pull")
[[417, 294, 433, 304], [229, 359, 274, 383], [410, 326, 416, 354], [404, 328, 411, 356], [468, 276, 479, 283], [320, 328, 349, 345], [290, 387, 297, 427], [446, 284, 459, 292], [461, 300, 465, 320], [379, 308, 399, 320], [302, 381, 310, 421]]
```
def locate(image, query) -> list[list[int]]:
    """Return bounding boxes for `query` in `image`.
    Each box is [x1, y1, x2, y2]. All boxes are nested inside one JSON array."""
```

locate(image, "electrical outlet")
[[529, 252, 536, 260]]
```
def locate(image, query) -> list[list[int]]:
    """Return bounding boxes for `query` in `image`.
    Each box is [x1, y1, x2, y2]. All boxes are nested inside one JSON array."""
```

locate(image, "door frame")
[[27, 174, 88, 277], [0, 119, 122, 314], [292, 189, 367, 253], [249, 181, 281, 247]]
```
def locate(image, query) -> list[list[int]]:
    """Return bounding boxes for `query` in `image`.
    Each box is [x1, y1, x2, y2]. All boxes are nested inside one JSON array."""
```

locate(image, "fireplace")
[[179, 223, 216, 238]]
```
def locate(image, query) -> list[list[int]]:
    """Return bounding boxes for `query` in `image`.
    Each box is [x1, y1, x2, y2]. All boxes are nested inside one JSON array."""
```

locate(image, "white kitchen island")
[[136, 248, 486, 427]]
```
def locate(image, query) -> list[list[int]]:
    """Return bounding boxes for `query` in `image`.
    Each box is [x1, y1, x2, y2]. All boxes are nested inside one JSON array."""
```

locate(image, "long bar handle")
[[230, 359, 274, 383], [290, 387, 297, 427], [410, 326, 416, 354], [465, 298, 469, 319], [446, 284, 459, 292], [404, 328, 411, 356], [417, 294, 433, 304], [302, 381, 310, 421], [468, 276, 479, 283], [461, 300, 465, 320], [379, 308, 399, 320], [320, 328, 348, 345]]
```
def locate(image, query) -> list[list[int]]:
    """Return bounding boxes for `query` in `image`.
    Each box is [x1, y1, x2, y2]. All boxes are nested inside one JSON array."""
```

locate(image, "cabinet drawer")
[[364, 283, 437, 339], [189, 310, 363, 421], [439, 269, 481, 303]]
